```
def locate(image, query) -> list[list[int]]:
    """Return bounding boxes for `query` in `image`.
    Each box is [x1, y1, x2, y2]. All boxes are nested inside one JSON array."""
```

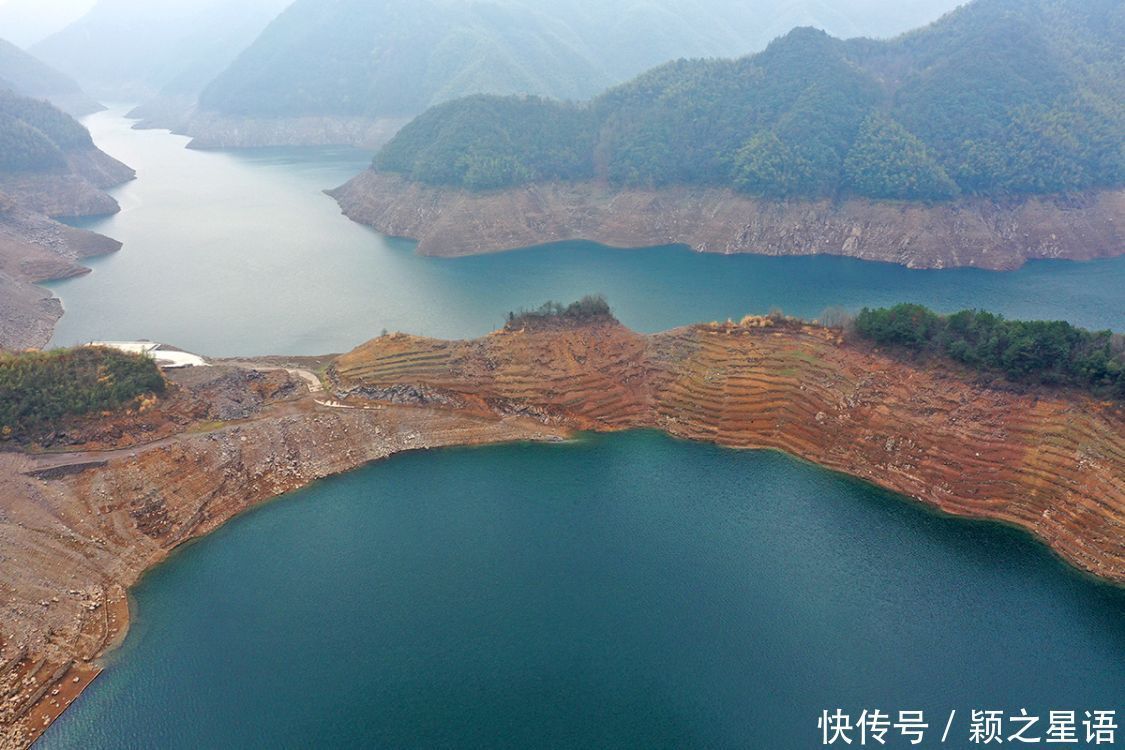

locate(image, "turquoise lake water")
[[48, 110, 1123, 358], [38, 434, 1125, 748], [34, 111, 1125, 747]]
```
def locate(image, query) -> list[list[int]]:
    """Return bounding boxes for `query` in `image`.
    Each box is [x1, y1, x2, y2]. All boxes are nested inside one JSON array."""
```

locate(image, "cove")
[[46, 109, 1124, 359], [37, 432, 1125, 748]]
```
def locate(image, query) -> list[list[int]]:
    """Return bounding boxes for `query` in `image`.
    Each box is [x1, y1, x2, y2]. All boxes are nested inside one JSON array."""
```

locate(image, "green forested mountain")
[[376, 0, 1124, 199], [197, 0, 963, 120], [0, 89, 94, 171]]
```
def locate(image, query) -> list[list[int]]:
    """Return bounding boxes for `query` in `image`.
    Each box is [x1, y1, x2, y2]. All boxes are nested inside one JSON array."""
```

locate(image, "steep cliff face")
[[330, 171, 1125, 270], [0, 366, 566, 748], [332, 320, 1125, 582]]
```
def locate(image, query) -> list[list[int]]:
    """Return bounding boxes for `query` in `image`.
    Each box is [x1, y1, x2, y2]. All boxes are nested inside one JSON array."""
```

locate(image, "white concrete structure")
[[87, 341, 208, 370]]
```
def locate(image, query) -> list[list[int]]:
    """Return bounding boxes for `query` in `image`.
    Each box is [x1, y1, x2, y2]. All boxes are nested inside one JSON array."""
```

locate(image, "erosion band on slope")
[[330, 172, 1125, 271], [1, 314, 1122, 748]]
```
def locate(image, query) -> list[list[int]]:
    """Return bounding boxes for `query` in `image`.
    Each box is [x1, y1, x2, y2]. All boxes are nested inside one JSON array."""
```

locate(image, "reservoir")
[[35, 112, 1125, 747], [38, 433, 1125, 748], [47, 109, 1125, 357]]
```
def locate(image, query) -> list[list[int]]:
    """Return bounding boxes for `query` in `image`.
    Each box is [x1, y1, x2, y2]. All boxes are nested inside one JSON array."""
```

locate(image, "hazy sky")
[[0, 0, 96, 46]]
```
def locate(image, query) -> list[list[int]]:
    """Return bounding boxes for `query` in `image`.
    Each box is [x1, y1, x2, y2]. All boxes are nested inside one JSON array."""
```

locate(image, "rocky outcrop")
[[0, 366, 567, 748], [330, 171, 1125, 270], [332, 320, 1125, 582], [128, 100, 408, 150]]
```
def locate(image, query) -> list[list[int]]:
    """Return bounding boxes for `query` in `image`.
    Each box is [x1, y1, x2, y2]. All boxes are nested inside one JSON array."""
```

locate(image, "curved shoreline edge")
[[0, 381, 570, 749], [2, 321, 1123, 747], [329, 171, 1125, 271]]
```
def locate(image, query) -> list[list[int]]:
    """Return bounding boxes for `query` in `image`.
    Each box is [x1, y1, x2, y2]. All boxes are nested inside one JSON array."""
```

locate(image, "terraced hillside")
[[332, 318, 1125, 583], [1, 318, 1121, 746]]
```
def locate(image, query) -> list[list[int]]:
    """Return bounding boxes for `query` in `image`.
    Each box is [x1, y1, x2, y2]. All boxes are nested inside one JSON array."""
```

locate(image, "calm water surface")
[[39, 434, 1125, 748], [47, 109, 1124, 357]]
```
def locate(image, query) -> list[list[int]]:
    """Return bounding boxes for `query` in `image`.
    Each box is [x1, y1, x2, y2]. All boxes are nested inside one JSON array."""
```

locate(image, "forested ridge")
[[854, 304, 1125, 399], [0, 38, 86, 101], [377, 0, 1124, 199], [0, 89, 93, 171]]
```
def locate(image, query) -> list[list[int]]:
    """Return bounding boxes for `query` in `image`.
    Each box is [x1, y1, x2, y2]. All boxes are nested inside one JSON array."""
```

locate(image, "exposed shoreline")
[[329, 171, 1125, 271], [0, 146, 135, 351], [1, 320, 1122, 747], [0, 200, 124, 351]]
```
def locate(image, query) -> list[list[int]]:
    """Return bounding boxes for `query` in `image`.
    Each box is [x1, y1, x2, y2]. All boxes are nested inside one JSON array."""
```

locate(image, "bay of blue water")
[[47, 110, 1123, 358], [38, 434, 1125, 748]]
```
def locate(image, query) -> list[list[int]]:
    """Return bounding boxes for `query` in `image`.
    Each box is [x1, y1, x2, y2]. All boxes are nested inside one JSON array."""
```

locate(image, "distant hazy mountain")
[[375, 0, 1123, 200], [197, 0, 964, 121], [0, 0, 95, 47], [30, 0, 293, 100], [0, 38, 101, 116]]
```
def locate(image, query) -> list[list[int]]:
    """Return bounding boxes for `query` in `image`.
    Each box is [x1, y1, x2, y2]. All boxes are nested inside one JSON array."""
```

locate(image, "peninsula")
[[0, 90, 134, 350], [1, 305, 1122, 747]]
